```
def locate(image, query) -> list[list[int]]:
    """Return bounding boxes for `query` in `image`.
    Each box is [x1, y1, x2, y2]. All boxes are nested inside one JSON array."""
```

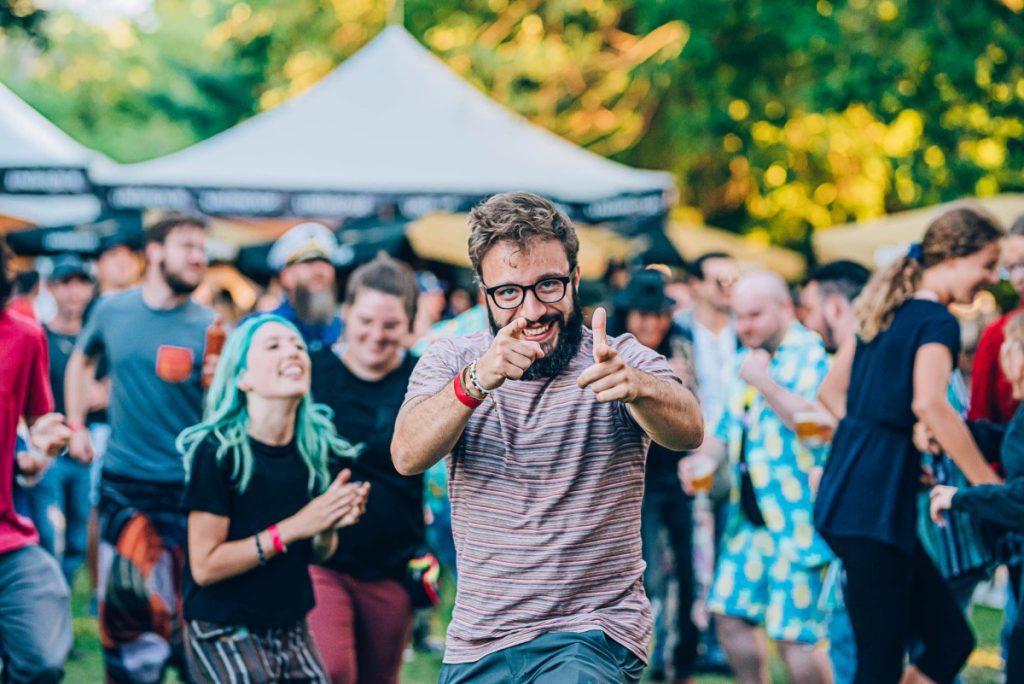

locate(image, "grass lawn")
[[63, 574, 1008, 683]]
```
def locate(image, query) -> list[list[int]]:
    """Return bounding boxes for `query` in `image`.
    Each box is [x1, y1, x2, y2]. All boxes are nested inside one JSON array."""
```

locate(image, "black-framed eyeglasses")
[[482, 275, 572, 310]]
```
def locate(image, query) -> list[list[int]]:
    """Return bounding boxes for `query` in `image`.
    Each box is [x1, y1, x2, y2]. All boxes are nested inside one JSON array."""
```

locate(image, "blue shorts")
[[438, 630, 644, 684]]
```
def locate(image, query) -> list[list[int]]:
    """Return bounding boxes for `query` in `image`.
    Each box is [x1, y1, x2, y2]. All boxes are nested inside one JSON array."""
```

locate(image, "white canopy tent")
[[0, 82, 98, 196], [0, 82, 104, 228], [92, 26, 674, 224]]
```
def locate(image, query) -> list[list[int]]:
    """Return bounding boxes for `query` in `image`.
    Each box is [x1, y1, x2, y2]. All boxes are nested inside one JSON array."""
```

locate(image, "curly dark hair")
[[467, 192, 579, 278]]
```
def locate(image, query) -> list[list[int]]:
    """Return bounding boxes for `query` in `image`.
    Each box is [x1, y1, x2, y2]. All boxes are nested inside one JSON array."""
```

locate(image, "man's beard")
[[293, 285, 336, 325], [161, 261, 199, 295], [488, 291, 584, 381], [756, 325, 787, 355]]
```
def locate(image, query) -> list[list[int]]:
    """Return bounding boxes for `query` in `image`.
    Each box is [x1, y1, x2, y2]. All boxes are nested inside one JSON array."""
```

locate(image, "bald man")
[[681, 272, 834, 684]]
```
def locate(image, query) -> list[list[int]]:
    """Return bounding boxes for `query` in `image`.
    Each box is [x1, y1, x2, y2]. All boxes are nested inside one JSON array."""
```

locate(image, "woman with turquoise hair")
[[178, 314, 368, 683]]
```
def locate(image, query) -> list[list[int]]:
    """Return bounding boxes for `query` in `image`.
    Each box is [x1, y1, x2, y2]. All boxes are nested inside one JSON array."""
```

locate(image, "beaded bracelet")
[[467, 360, 492, 397], [254, 532, 267, 566]]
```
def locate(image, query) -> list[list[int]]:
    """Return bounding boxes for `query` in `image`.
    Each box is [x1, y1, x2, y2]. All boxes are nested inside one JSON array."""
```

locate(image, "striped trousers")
[[184, 619, 329, 684]]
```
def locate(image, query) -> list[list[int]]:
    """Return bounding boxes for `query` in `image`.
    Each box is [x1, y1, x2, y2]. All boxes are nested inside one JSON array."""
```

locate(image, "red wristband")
[[267, 524, 287, 554], [453, 369, 483, 408], [67, 422, 86, 432]]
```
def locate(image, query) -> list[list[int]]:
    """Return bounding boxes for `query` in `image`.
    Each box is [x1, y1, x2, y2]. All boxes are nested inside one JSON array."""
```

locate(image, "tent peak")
[[92, 24, 674, 222]]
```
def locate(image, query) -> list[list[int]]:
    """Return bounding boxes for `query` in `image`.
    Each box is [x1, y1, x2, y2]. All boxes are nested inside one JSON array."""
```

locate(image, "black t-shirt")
[[45, 325, 105, 424], [44, 326, 76, 417], [181, 437, 318, 628], [312, 351, 425, 580]]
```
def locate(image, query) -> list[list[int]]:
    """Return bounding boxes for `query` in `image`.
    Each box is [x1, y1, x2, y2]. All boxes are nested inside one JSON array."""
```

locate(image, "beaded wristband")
[[254, 532, 267, 566], [453, 368, 483, 408], [467, 360, 492, 397]]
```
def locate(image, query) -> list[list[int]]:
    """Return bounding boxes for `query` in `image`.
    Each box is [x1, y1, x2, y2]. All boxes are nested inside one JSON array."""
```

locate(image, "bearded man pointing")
[[393, 192, 703, 684]]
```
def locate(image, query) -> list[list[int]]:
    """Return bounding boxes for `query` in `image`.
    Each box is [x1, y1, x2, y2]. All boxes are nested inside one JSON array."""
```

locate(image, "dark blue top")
[[241, 298, 343, 353], [815, 299, 961, 555]]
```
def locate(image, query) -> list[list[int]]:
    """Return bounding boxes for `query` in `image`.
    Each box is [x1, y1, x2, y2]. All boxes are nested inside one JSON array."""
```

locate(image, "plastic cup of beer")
[[690, 458, 716, 494], [794, 411, 834, 447]]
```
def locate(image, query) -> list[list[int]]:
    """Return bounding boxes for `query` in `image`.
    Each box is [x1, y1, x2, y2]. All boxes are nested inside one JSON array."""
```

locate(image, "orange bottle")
[[201, 318, 227, 389]]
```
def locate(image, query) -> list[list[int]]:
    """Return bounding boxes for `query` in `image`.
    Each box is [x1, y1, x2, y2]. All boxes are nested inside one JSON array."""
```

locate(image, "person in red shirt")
[[0, 236, 73, 683], [970, 216, 1024, 424]]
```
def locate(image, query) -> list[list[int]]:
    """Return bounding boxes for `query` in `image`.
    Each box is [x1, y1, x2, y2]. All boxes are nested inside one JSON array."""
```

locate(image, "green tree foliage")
[[0, 0, 46, 43], [2, 0, 1023, 252], [621, 0, 1024, 250]]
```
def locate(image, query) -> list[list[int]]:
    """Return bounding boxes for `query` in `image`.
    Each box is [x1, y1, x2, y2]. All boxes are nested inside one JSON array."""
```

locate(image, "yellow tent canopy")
[[406, 212, 637, 280], [666, 222, 806, 281], [814, 195, 1024, 267]]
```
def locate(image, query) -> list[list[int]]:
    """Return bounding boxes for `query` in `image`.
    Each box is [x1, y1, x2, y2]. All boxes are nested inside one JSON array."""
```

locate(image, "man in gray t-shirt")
[[76, 288, 212, 482], [65, 213, 212, 684]]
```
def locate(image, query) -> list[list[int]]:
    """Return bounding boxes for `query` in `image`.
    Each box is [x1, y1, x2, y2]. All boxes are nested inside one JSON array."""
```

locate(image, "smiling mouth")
[[522, 321, 556, 342], [280, 364, 304, 379]]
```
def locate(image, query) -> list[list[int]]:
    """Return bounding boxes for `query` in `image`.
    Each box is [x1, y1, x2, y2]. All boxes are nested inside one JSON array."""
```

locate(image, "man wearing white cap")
[[266, 222, 342, 352]]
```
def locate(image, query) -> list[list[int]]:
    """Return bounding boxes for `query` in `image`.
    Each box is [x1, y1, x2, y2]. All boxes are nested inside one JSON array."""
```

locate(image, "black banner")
[[0, 167, 91, 194], [4, 213, 144, 257], [96, 184, 669, 223]]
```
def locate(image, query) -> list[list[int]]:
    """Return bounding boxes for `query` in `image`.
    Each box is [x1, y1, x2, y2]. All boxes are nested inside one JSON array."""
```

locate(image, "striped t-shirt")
[[404, 326, 681, 664]]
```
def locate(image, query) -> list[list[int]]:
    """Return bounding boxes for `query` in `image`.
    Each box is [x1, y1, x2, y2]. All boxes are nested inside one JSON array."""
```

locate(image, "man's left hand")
[[29, 413, 72, 459], [738, 349, 772, 390], [577, 307, 642, 403]]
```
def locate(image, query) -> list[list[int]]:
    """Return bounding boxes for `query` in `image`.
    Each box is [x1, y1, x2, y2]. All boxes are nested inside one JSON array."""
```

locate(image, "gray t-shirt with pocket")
[[78, 288, 214, 483]]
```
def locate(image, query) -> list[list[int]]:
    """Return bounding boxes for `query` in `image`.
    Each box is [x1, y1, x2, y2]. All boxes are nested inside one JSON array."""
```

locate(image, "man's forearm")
[[628, 372, 703, 451], [755, 378, 818, 431], [920, 402, 1001, 485], [64, 350, 96, 425], [392, 381, 476, 476]]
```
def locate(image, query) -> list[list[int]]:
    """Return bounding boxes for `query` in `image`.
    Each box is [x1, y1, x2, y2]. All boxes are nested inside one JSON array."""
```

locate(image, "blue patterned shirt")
[[714, 322, 834, 567]]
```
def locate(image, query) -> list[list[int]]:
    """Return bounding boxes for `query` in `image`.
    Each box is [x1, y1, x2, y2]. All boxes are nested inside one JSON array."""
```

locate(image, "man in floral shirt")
[[685, 272, 832, 683]]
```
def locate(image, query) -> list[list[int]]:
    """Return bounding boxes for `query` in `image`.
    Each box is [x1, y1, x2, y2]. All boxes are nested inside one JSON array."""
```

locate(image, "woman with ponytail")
[[178, 315, 368, 683], [814, 206, 1004, 683]]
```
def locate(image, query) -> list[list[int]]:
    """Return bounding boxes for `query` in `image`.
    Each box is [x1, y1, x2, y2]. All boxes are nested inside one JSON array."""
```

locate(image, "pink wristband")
[[267, 524, 286, 554]]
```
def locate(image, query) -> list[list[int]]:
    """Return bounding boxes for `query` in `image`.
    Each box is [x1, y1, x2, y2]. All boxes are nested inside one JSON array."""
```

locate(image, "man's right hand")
[[68, 427, 95, 464], [474, 318, 546, 390]]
